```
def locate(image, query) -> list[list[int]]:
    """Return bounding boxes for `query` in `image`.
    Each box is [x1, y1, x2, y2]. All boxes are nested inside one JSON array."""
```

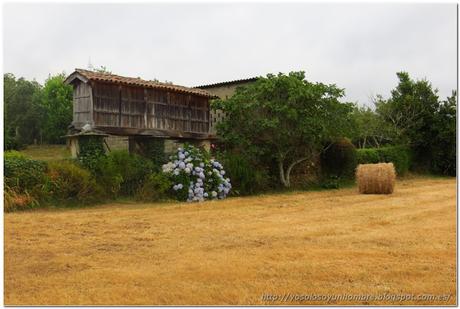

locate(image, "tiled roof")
[[194, 77, 258, 89], [67, 69, 215, 98]]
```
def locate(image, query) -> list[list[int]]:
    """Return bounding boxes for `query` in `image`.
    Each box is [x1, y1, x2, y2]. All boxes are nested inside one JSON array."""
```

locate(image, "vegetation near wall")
[[356, 146, 411, 176]]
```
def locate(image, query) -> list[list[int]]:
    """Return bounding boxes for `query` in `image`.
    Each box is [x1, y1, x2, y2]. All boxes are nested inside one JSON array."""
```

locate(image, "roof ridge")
[[194, 76, 259, 88], [70, 69, 215, 98]]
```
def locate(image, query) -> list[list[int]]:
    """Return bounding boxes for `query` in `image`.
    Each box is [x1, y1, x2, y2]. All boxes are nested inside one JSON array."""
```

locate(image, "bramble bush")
[[162, 145, 231, 202]]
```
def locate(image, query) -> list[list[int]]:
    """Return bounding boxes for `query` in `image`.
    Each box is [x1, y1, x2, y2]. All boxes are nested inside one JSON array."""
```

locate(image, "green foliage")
[[136, 173, 172, 202], [217, 151, 270, 195], [374, 72, 455, 175], [349, 105, 393, 148], [4, 73, 44, 146], [77, 136, 106, 170], [355, 148, 380, 164], [321, 175, 340, 189], [321, 138, 357, 179], [87, 155, 123, 197], [47, 160, 103, 203], [105, 150, 155, 195], [40, 74, 73, 144], [213, 71, 354, 188], [356, 146, 411, 176], [430, 91, 456, 176], [4, 151, 47, 192], [143, 138, 166, 168]]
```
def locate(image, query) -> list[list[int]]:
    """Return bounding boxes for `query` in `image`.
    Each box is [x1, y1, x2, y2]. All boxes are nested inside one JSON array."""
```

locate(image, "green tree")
[[375, 72, 456, 174], [431, 91, 456, 175], [40, 73, 73, 144], [350, 104, 393, 148], [375, 72, 439, 149], [213, 71, 354, 187], [4, 73, 44, 147]]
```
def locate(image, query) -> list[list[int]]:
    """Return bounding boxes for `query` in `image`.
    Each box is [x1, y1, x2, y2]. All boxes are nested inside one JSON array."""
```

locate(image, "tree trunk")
[[278, 159, 288, 187], [284, 157, 309, 187]]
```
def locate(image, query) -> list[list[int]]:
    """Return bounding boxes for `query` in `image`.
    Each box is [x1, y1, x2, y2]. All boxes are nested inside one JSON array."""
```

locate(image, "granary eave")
[[65, 69, 217, 99], [64, 71, 89, 85]]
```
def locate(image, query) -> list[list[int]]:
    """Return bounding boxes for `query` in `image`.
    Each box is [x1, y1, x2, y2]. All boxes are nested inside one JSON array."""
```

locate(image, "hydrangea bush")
[[162, 144, 231, 202]]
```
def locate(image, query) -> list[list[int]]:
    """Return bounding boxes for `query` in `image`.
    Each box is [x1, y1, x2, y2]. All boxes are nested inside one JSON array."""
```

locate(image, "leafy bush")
[[47, 160, 103, 203], [88, 155, 123, 197], [136, 173, 172, 202], [321, 175, 340, 189], [77, 135, 106, 170], [162, 145, 232, 202], [356, 145, 411, 176], [4, 151, 47, 192], [218, 151, 270, 195], [4, 133, 23, 151], [104, 151, 155, 195], [321, 138, 357, 178]]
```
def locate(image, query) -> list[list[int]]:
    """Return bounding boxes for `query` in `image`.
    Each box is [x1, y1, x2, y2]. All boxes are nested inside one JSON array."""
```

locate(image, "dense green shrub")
[[218, 151, 270, 195], [77, 135, 106, 170], [105, 150, 155, 195], [356, 145, 411, 176], [4, 151, 47, 192], [88, 155, 123, 197], [144, 138, 166, 168], [47, 160, 103, 203], [4, 133, 23, 151], [136, 172, 172, 202], [321, 138, 357, 179]]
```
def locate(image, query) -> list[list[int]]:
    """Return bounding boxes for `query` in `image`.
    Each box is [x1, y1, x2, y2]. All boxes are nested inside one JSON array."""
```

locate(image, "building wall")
[[199, 81, 256, 134], [105, 135, 129, 152]]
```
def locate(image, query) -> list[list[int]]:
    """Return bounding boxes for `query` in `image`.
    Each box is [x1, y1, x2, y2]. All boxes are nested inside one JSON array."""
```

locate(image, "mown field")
[[4, 177, 456, 305]]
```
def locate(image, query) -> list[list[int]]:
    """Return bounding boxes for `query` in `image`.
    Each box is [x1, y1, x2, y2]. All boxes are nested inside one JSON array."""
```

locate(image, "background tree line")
[[4, 73, 72, 149], [214, 71, 456, 190], [4, 70, 456, 179]]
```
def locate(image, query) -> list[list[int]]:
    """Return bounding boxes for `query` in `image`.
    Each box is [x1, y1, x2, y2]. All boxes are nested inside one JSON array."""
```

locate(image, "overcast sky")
[[3, 2, 457, 106]]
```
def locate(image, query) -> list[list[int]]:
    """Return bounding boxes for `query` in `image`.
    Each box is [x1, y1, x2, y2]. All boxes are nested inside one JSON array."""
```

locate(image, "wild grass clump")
[[47, 160, 104, 203], [4, 185, 38, 212], [356, 163, 396, 194]]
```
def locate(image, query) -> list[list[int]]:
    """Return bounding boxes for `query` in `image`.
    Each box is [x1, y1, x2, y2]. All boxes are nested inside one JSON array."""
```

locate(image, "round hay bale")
[[356, 163, 396, 194]]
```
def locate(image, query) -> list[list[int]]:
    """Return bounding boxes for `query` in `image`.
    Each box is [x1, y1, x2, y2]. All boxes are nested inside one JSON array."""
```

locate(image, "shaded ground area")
[[4, 177, 456, 305]]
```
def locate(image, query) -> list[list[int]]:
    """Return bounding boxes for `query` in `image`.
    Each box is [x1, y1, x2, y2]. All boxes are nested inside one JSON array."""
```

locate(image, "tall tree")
[[4, 73, 44, 147], [376, 72, 455, 174], [40, 73, 73, 144], [213, 71, 353, 187], [431, 91, 456, 175]]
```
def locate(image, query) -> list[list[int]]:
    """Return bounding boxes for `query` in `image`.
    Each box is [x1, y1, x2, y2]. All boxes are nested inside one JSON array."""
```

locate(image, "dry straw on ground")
[[4, 177, 456, 305], [356, 163, 396, 194]]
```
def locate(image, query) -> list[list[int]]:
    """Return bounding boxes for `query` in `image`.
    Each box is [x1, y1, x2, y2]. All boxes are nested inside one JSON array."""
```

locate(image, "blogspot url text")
[[260, 292, 452, 303]]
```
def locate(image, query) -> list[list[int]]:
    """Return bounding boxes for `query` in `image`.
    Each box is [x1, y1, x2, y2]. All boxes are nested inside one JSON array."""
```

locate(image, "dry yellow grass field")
[[4, 177, 456, 305]]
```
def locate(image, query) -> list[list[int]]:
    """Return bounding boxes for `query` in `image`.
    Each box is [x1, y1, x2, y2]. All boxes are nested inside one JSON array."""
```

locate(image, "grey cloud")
[[3, 2, 457, 105]]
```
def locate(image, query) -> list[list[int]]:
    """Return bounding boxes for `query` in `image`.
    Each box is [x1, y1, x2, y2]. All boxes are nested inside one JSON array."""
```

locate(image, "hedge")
[[356, 146, 411, 176]]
